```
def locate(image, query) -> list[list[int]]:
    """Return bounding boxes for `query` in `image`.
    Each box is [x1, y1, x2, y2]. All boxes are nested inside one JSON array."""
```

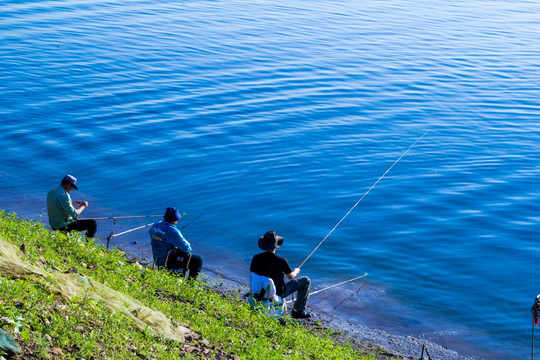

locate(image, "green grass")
[[0, 211, 380, 359]]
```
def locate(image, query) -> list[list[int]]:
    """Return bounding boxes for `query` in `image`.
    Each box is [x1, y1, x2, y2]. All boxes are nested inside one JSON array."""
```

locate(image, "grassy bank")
[[0, 211, 379, 359]]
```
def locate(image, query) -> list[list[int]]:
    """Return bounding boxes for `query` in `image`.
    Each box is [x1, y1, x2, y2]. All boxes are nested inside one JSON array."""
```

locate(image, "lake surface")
[[2, 0, 540, 358]]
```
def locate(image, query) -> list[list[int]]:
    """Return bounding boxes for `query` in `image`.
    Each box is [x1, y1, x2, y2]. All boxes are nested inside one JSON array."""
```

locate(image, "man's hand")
[[74, 201, 88, 216], [286, 267, 301, 280], [73, 200, 88, 208]]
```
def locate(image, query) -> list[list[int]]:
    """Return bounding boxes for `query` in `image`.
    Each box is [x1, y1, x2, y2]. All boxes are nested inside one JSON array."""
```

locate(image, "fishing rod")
[[107, 214, 204, 239], [298, 131, 429, 269], [79, 213, 203, 221], [79, 212, 202, 248], [107, 213, 204, 250], [284, 273, 367, 306], [309, 273, 367, 296], [79, 215, 162, 220], [180, 213, 204, 230], [128, 213, 204, 250], [109, 223, 154, 238]]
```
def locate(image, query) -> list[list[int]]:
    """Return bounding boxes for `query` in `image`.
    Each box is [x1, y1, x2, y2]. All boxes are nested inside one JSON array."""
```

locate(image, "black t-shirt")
[[250, 251, 293, 296]]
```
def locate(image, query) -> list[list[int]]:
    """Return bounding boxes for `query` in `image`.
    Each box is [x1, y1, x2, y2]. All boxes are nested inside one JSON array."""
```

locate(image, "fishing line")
[[298, 131, 429, 269], [333, 283, 367, 311]]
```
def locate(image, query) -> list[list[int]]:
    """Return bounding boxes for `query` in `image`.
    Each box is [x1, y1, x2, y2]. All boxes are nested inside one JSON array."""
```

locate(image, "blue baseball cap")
[[62, 174, 78, 190], [164, 207, 182, 223]]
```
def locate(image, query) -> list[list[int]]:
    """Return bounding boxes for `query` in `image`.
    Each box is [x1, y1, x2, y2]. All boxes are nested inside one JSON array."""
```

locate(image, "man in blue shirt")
[[46, 175, 97, 238], [149, 207, 203, 279]]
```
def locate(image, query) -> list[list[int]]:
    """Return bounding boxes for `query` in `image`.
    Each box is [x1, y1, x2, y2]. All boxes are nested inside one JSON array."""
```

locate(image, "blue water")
[[2, 0, 540, 358]]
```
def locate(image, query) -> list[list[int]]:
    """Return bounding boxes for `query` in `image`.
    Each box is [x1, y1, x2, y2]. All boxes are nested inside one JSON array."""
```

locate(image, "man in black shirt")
[[250, 231, 312, 319]]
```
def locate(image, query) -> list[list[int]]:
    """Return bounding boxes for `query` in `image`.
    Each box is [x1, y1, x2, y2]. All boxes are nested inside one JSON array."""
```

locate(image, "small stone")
[[201, 339, 211, 347], [52, 347, 63, 355], [184, 345, 198, 353]]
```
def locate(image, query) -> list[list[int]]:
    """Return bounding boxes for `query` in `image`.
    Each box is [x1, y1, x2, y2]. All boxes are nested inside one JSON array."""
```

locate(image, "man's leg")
[[61, 219, 98, 238], [165, 251, 202, 279], [186, 254, 203, 279], [281, 276, 311, 312], [165, 249, 186, 272]]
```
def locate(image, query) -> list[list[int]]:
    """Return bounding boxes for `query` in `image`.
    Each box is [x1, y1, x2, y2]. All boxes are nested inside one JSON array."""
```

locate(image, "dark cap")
[[258, 231, 284, 251], [164, 207, 182, 223], [62, 174, 78, 190]]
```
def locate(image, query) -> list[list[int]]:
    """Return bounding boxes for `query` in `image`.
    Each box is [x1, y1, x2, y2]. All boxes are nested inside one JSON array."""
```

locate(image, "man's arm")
[[170, 228, 192, 253], [286, 267, 300, 280], [73, 201, 88, 216], [59, 193, 79, 219]]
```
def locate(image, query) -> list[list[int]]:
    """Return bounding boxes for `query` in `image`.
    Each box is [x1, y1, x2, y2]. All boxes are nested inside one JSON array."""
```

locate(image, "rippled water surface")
[[2, 0, 540, 358]]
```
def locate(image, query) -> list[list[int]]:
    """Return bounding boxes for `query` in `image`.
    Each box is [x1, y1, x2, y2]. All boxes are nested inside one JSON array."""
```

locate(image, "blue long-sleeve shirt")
[[149, 220, 192, 267], [46, 186, 78, 229]]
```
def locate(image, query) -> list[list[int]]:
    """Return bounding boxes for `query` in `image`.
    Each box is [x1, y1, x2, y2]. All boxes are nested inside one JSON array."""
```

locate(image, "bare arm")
[[286, 267, 300, 280], [73, 201, 88, 216]]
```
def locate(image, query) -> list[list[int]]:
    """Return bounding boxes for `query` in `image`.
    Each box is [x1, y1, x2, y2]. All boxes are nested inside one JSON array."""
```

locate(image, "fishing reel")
[[532, 294, 540, 326], [533, 295, 540, 309]]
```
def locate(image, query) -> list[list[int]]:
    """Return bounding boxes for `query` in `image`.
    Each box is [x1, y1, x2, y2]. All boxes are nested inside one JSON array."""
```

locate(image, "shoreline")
[[2, 211, 375, 360], [7, 207, 481, 360], [184, 263, 479, 360]]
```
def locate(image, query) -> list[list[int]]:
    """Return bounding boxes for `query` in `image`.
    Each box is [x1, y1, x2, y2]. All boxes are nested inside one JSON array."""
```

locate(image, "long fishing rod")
[[107, 214, 204, 239], [79, 213, 203, 221], [298, 131, 429, 269], [82, 212, 203, 248], [79, 215, 162, 220], [132, 213, 204, 250]]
